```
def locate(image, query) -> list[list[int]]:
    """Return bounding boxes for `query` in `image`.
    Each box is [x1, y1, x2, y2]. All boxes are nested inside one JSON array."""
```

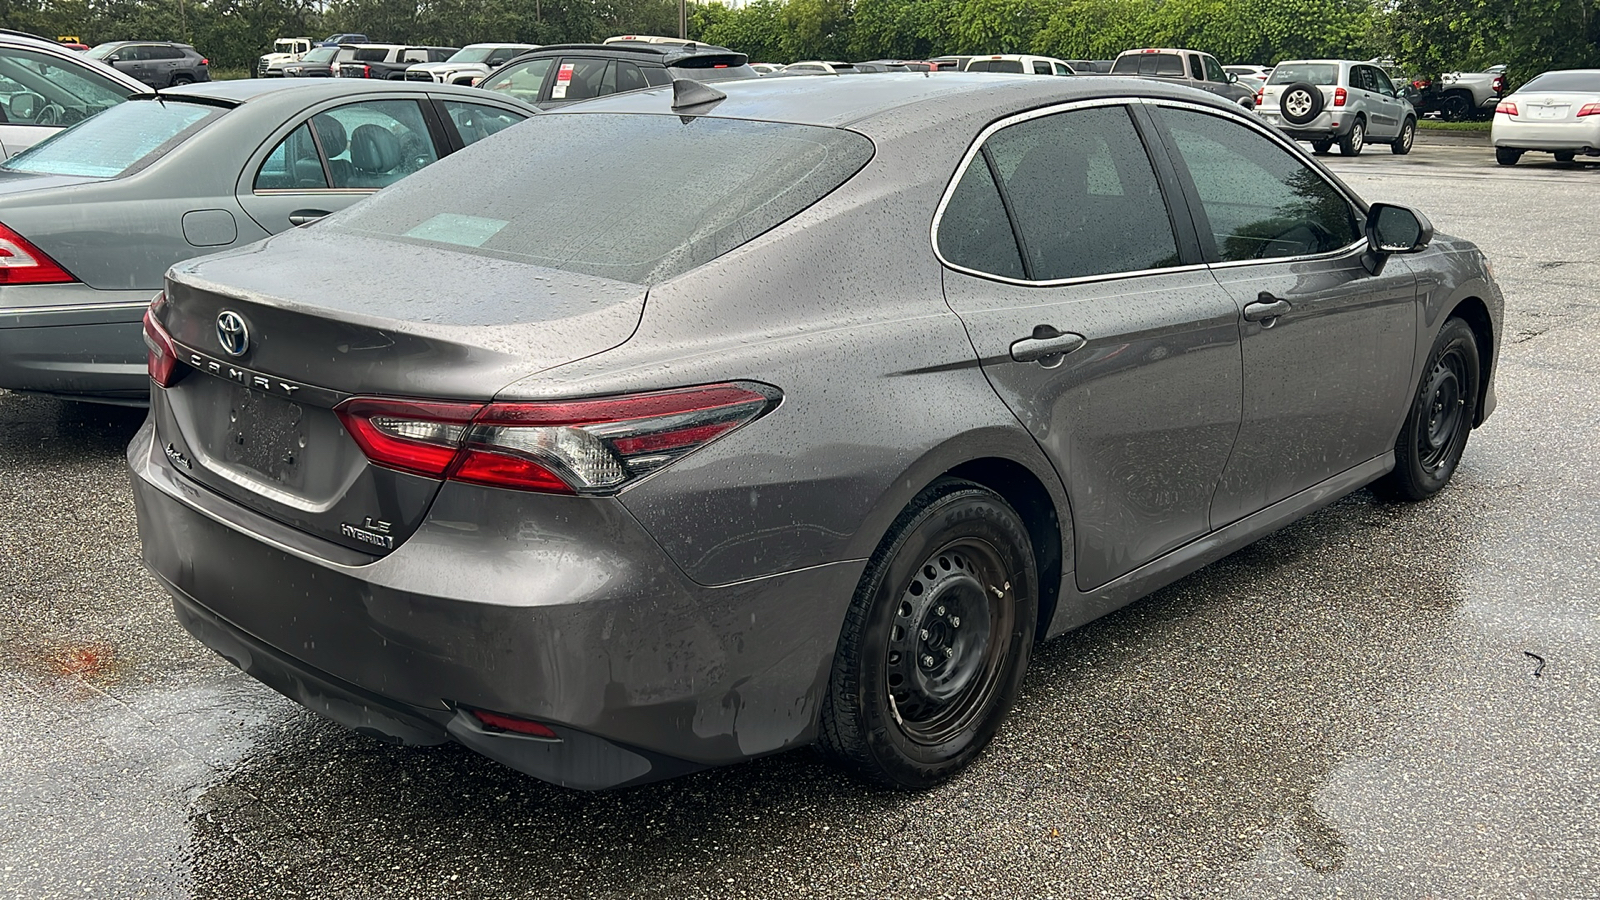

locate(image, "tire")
[[1391, 118, 1416, 155], [170, 74, 195, 86], [1555, 151, 1576, 163], [1311, 140, 1333, 155], [819, 478, 1038, 789], [1495, 147, 1522, 166], [1373, 318, 1480, 502], [1279, 82, 1323, 125], [1338, 117, 1366, 155], [1442, 91, 1471, 121]]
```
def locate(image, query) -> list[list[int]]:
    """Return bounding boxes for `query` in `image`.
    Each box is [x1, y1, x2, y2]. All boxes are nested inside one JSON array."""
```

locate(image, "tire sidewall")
[[853, 487, 1038, 787], [1396, 319, 1481, 496], [1280, 82, 1323, 125], [1392, 118, 1415, 155]]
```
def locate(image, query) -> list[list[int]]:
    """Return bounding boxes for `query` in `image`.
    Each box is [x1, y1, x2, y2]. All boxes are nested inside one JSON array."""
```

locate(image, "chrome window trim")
[[252, 188, 377, 196], [1, 298, 153, 315]]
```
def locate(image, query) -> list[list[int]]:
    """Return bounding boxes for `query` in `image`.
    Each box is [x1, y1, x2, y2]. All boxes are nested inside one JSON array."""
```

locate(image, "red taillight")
[[1412, 78, 1430, 90], [362, 65, 371, 77], [1492, 75, 1505, 93], [1496, 100, 1518, 116], [0, 221, 77, 285], [470, 709, 558, 739], [1255, 88, 1264, 105], [335, 383, 778, 495], [1579, 103, 1600, 117], [1333, 87, 1347, 107], [142, 299, 182, 388], [200, 57, 209, 66]]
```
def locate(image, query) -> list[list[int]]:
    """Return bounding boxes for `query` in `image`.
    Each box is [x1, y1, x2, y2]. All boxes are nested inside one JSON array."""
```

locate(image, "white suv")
[[1257, 59, 1417, 156]]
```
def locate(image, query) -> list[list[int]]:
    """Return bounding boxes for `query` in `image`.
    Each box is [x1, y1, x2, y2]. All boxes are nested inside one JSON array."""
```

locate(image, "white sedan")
[[1491, 68, 1600, 165]]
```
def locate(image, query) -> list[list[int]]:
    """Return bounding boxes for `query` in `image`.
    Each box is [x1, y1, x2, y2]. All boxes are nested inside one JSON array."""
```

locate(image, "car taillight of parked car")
[[1579, 103, 1600, 117], [1495, 100, 1519, 116], [1492, 75, 1505, 93], [1255, 88, 1264, 106], [143, 299, 182, 389], [335, 383, 780, 495], [1333, 87, 1347, 107], [0, 221, 78, 285], [362, 65, 371, 78]]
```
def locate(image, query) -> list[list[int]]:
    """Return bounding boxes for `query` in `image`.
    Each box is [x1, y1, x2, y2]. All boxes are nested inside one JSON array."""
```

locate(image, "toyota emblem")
[[216, 310, 249, 357]]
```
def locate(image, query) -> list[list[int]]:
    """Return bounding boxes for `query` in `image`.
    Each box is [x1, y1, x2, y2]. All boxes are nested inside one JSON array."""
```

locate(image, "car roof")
[[155, 78, 531, 107], [503, 42, 742, 62], [552, 72, 1235, 131]]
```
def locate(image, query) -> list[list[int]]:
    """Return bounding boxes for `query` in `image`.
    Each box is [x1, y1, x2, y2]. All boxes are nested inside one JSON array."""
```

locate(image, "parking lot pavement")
[[3, 132, 1598, 899]]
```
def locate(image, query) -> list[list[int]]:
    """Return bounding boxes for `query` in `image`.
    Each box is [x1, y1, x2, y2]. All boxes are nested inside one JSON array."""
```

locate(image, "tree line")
[[2, 0, 1596, 84]]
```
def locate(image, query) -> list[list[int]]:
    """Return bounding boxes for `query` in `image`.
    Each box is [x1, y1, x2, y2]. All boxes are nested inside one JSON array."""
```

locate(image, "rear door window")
[[1054, 63, 1072, 76], [441, 100, 526, 147], [254, 122, 327, 190], [1032, 61, 1051, 75], [937, 152, 1025, 280], [551, 57, 608, 102], [1189, 55, 1204, 80], [1157, 106, 1359, 261], [3, 99, 216, 177], [313, 99, 439, 189]]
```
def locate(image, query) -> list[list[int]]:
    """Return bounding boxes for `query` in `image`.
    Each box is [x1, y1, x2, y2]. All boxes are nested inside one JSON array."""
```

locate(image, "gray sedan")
[[132, 75, 1503, 791], [0, 79, 534, 404]]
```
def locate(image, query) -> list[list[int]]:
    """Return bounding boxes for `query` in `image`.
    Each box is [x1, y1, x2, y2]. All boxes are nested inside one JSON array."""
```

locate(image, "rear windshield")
[[1, 99, 217, 178], [968, 59, 1024, 74], [328, 113, 874, 285], [1111, 54, 1185, 77], [353, 48, 392, 62], [1269, 63, 1338, 85], [668, 57, 757, 82], [1519, 71, 1600, 93]]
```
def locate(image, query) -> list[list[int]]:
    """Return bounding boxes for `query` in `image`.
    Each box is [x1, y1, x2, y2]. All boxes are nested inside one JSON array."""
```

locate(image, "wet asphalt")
[[3, 131, 1598, 898]]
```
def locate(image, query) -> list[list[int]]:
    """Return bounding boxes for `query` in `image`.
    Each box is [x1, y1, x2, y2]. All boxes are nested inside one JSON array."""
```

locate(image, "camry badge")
[[216, 310, 249, 357]]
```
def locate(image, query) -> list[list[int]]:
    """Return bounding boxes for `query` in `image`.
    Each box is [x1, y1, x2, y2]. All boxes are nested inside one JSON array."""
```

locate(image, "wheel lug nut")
[[942, 647, 954, 659], [949, 615, 960, 627], [922, 655, 936, 667], [920, 628, 931, 640], [935, 605, 945, 616]]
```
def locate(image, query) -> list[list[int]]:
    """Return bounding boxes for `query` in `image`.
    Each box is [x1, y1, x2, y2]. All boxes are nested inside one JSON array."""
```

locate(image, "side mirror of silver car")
[[1362, 202, 1433, 274]]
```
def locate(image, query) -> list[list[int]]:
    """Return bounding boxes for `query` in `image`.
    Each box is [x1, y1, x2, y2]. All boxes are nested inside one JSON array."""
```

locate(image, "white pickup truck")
[[256, 37, 313, 77]]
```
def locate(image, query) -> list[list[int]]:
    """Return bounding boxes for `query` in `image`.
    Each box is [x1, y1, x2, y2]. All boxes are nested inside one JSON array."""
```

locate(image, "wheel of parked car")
[[1391, 118, 1416, 155], [819, 478, 1037, 789], [1279, 81, 1323, 125], [1495, 147, 1522, 166], [1374, 318, 1480, 501], [1339, 117, 1365, 155], [170, 74, 195, 86], [1311, 140, 1333, 155], [1442, 91, 1471, 121], [1555, 151, 1576, 163]]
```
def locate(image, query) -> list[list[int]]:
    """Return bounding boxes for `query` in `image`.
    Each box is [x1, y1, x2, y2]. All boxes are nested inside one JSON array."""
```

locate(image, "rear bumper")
[[129, 417, 864, 789], [1259, 109, 1356, 141], [0, 284, 156, 403], [1492, 118, 1600, 152]]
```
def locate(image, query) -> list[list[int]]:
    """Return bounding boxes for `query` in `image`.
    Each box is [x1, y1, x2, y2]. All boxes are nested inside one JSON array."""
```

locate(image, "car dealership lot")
[[3, 132, 1598, 898]]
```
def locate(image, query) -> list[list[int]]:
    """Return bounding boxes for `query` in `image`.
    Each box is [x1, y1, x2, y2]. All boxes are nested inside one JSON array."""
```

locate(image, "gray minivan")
[[1258, 59, 1417, 156]]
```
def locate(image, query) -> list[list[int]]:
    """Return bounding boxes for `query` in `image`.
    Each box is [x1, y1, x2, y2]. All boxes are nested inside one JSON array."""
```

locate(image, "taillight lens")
[[143, 298, 182, 388], [1496, 100, 1518, 116], [362, 65, 371, 77], [1579, 103, 1600, 117], [336, 382, 779, 495], [1255, 88, 1264, 106], [200, 57, 209, 66], [0, 221, 77, 285], [1333, 87, 1347, 107], [1492, 75, 1505, 93]]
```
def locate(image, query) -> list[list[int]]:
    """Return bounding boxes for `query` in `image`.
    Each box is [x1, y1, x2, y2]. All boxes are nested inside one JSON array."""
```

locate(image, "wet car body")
[[131, 75, 1503, 790], [0, 79, 534, 404]]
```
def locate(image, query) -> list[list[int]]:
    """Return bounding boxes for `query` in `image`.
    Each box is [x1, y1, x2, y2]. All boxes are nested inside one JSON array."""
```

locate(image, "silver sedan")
[[1491, 68, 1600, 165], [0, 79, 534, 404]]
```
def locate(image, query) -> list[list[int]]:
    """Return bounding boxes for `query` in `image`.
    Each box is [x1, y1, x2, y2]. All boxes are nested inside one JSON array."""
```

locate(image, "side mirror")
[[1227, 72, 1238, 83], [1362, 202, 1433, 274], [8, 92, 37, 120]]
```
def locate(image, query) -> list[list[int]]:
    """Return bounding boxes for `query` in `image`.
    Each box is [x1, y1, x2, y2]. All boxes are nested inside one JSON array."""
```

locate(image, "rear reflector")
[[143, 298, 182, 388], [0, 221, 77, 285], [470, 709, 559, 739], [1495, 100, 1518, 116], [336, 382, 779, 495]]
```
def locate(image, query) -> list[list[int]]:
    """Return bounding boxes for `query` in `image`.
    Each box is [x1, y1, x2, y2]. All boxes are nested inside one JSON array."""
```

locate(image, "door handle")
[[1010, 327, 1087, 365], [288, 209, 331, 226], [1242, 294, 1292, 324]]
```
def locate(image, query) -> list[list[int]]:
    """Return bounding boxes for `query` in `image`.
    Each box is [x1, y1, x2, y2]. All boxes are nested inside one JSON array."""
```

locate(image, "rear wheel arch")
[[1445, 297, 1495, 426], [945, 457, 1065, 644]]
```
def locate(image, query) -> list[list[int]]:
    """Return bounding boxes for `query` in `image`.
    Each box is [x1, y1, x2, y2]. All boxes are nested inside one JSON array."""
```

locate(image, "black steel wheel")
[[819, 478, 1037, 789], [1374, 317, 1481, 501], [1442, 92, 1471, 121]]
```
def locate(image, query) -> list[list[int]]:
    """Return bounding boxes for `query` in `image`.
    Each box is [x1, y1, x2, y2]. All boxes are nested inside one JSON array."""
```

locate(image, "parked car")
[[749, 62, 781, 75], [1111, 48, 1257, 108], [481, 43, 755, 108], [965, 54, 1076, 75], [1491, 68, 1600, 165], [84, 41, 209, 88], [132, 74, 1501, 791], [929, 55, 972, 71], [0, 30, 145, 158], [1418, 65, 1507, 121], [278, 45, 353, 78], [1257, 59, 1417, 155], [778, 60, 896, 75], [256, 37, 313, 77], [1225, 64, 1272, 80], [0, 79, 534, 404], [404, 43, 536, 85], [1062, 59, 1113, 74], [337, 44, 458, 80], [602, 34, 698, 48], [318, 33, 369, 48]]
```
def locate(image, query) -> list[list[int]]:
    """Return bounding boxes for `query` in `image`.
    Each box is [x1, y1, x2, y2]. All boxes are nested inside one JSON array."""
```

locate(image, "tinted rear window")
[[353, 48, 391, 62], [1, 100, 217, 177], [328, 114, 874, 285], [1519, 71, 1600, 92], [968, 59, 1025, 74], [1111, 54, 1185, 77], [1269, 63, 1338, 85]]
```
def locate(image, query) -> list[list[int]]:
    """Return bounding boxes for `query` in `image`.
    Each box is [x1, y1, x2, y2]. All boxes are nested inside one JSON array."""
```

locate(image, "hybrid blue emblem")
[[216, 310, 249, 357]]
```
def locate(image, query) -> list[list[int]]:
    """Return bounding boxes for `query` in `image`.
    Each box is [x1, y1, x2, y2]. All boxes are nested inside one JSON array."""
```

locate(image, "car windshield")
[[302, 46, 338, 63], [1269, 63, 1338, 85], [0, 99, 217, 178], [274, 41, 300, 53], [84, 44, 118, 60], [328, 113, 874, 285], [0, 48, 134, 112], [447, 47, 495, 64], [1519, 71, 1600, 92]]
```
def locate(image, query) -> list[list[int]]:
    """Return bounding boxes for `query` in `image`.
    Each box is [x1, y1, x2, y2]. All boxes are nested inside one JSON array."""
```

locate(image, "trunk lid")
[[1514, 91, 1598, 122], [152, 227, 645, 555]]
